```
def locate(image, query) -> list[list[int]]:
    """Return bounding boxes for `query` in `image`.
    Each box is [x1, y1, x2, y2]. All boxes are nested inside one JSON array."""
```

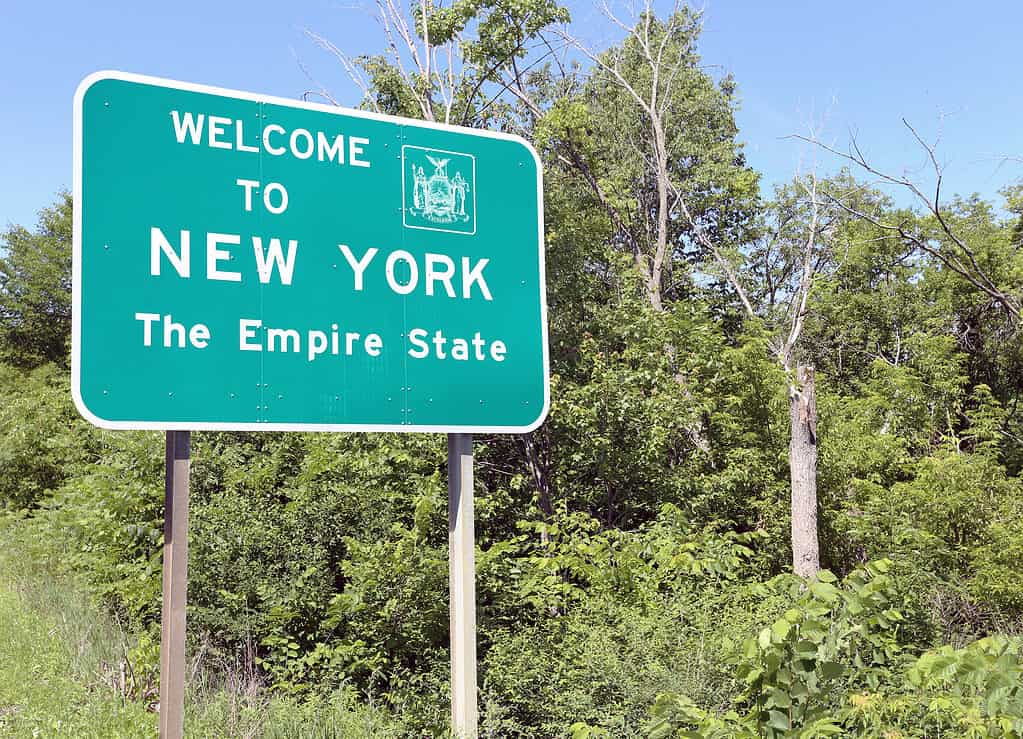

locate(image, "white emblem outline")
[[402, 145, 477, 235]]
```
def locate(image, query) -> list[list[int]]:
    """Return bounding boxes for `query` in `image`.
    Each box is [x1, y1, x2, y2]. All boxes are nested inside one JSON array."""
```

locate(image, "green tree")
[[518, 4, 762, 533], [0, 192, 73, 368]]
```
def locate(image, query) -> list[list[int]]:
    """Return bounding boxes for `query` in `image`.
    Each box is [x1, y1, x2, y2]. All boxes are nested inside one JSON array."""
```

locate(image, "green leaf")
[[794, 640, 818, 657], [770, 688, 791, 709], [771, 618, 792, 642], [819, 661, 844, 680], [767, 709, 790, 731], [809, 581, 841, 603]]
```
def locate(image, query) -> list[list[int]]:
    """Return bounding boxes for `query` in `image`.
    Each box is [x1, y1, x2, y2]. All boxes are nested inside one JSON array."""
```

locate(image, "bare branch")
[[782, 172, 823, 365], [675, 185, 757, 319], [821, 191, 1020, 319], [796, 123, 1020, 320], [301, 30, 374, 110]]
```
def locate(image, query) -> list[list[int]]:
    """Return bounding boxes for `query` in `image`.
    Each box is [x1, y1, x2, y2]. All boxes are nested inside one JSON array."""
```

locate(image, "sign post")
[[448, 432, 477, 737], [160, 430, 190, 739], [73, 70, 547, 738]]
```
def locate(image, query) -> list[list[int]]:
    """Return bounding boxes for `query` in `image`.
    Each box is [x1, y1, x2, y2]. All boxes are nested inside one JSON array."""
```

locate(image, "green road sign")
[[73, 71, 548, 432]]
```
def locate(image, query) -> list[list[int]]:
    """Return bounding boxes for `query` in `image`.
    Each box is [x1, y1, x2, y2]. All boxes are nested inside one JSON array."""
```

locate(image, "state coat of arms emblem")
[[403, 146, 476, 235]]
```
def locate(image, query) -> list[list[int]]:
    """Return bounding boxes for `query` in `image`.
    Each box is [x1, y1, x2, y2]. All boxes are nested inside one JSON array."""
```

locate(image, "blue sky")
[[3, 0, 1022, 229]]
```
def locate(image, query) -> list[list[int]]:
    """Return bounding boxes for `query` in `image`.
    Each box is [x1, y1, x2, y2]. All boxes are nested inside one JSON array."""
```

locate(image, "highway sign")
[[73, 71, 548, 432]]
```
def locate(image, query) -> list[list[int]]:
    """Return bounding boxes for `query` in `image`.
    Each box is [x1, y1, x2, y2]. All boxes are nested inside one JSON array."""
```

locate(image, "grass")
[[0, 526, 155, 737], [0, 517, 406, 738]]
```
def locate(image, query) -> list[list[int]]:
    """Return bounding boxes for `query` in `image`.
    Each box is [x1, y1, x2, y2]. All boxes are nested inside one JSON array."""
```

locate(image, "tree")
[[801, 125, 1023, 469], [798, 122, 1022, 321], [535, 2, 759, 474], [699, 173, 840, 577], [554, 1, 834, 576], [0, 192, 73, 368], [552, 3, 758, 312], [304, 0, 569, 128]]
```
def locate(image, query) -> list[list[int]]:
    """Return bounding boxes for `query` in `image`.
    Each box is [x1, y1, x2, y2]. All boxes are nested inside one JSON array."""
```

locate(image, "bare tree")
[[691, 170, 833, 577], [306, 0, 572, 128], [558, 1, 833, 576], [557, 1, 697, 312], [548, 1, 762, 460], [305, 0, 458, 123], [796, 122, 1020, 321]]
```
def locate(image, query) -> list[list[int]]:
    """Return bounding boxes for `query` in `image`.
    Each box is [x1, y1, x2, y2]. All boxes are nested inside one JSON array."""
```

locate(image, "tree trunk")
[[521, 430, 554, 546], [521, 429, 562, 617], [789, 365, 820, 578]]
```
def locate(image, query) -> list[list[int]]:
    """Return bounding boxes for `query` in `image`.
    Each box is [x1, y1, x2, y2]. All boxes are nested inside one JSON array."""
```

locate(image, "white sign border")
[[72, 69, 550, 434]]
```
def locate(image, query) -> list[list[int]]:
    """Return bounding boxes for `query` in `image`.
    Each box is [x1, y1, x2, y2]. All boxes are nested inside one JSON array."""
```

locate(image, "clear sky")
[[3, 0, 1022, 230]]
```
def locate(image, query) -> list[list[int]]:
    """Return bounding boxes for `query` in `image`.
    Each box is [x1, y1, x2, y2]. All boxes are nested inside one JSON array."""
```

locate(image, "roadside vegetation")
[[0, 518, 402, 737]]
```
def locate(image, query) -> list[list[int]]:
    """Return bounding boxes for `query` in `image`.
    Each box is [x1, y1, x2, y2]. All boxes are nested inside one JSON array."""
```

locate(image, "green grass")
[[0, 534, 155, 737], [0, 518, 405, 738]]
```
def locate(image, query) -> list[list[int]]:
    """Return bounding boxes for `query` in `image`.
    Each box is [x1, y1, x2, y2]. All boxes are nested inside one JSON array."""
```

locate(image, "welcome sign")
[[72, 71, 548, 432]]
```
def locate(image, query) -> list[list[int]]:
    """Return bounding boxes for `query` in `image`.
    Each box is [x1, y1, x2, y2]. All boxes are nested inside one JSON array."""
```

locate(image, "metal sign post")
[[448, 433, 478, 737], [160, 430, 190, 739]]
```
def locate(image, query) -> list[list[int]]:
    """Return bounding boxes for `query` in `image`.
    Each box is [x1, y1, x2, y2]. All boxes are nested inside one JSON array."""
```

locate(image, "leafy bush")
[[647, 560, 906, 738], [0, 363, 99, 510]]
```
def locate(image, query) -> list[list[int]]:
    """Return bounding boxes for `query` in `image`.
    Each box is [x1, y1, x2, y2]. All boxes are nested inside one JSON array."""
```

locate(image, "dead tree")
[[559, 2, 828, 576], [796, 121, 1020, 321], [686, 170, 830, 578]]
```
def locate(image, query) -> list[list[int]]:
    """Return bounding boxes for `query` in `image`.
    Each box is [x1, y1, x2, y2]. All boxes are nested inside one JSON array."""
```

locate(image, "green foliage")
[[843, 636, 1023, 737], [0, 521, 406, 737], [647, 561, 906, 737], [647, 566, 1023, 738], [0, 192, 73, 368], [511, 505, 761, 613], [0, 363, 99, 510], [737, 562, 904, 732], [971, 517, 1023, 614], [355, 0, 569, 127], [482, 523, 776, 737]]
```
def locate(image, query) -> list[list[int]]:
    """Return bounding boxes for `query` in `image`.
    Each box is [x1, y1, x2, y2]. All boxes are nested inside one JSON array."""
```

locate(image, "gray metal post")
[[160, 430, 190, 739], [448, 432, 478, 738]]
